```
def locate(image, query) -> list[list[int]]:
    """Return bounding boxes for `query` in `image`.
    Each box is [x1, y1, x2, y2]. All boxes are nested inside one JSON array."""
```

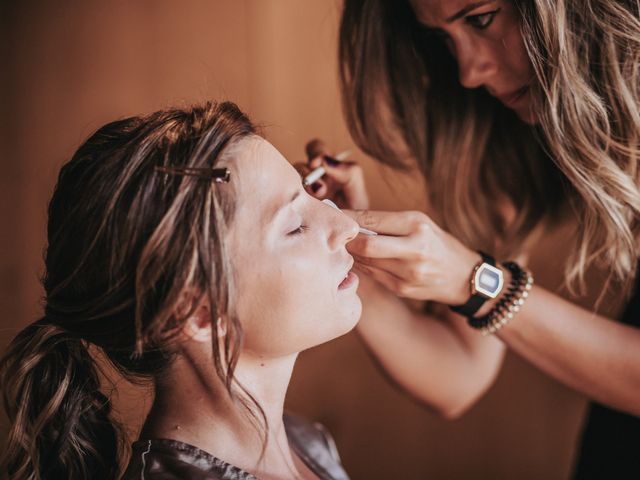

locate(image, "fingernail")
[[322, 198, 339, 209], [311, 182, 321, 193], [324, 155, 340, 167]]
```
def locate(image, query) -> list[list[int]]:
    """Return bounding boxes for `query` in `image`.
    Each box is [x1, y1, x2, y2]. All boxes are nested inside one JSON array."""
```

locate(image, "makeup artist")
[[301, 1, 639, 477]]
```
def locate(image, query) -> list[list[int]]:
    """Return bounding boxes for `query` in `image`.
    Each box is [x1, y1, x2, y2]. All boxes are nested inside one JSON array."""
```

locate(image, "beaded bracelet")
[[467, 261, 534, 336]]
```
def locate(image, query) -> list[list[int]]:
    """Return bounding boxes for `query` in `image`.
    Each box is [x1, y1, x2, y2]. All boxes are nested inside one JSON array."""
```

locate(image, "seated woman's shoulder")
[[121, 416, 350, 480], [121, 438, 258, 480], [284, 411, 350, 480]]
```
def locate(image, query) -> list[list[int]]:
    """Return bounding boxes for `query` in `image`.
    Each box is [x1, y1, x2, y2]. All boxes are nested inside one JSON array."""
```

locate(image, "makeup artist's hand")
[[344, 209, 481, 305], [296, 138, 369, 210]]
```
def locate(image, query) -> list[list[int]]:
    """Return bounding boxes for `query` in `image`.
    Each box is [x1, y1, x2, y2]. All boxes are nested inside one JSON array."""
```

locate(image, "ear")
[[181, 304, 228, 342], [182, 304, 213, 343]]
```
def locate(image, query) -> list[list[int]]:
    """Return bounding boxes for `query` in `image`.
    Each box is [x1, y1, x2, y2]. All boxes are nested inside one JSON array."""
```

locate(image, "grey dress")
[[122, 413, 350, 480]]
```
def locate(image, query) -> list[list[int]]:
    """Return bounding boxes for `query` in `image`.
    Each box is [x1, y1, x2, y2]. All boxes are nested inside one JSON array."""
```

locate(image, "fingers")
[[309, 157, 323, 169], [324, 161, 358, 185], [347, 234, 418, 259], [305, 138, 357, 181], [294, 162, 328, 196], [305, 138, 329, 159], [303, 139, 344, 196], [303, 139, 369, 209], [307, 153, 358, 183], [307, 180, 328, 197], [293, 162, 312, 178], [354, 263, 405, 296], [354, 255, 408, 279], [342, 209, 428, 236]]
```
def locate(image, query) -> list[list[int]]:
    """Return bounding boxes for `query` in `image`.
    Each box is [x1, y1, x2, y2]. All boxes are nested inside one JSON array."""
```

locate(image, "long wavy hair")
[[0, 101, 262, 479], [339, 0, 640, 290]]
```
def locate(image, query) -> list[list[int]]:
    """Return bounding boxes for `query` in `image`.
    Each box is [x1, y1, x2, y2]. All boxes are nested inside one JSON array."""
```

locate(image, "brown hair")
[[339, 0, 640, 289], [0, 101, 258, 479]]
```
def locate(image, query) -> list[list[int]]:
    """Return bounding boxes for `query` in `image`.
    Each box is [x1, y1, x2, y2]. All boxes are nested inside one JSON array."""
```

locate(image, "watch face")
[[474, 264, 504, 298]]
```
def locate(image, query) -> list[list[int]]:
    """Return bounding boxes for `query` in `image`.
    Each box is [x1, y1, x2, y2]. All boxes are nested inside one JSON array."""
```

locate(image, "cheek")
[[246, 257, 318, 322], [233, 245, 360, 357], [502, 18, 533, 81]]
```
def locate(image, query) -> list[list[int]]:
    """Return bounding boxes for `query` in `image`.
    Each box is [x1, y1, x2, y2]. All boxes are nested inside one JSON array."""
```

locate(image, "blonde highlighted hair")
[[0, 102, 267, 479], [339, 0, 640, 290]]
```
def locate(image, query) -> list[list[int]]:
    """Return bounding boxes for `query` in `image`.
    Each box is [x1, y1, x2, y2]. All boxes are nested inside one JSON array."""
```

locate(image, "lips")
[[495, 85, 529, 107], [338, 271, 359, 290], [338, 259, 358, 290]]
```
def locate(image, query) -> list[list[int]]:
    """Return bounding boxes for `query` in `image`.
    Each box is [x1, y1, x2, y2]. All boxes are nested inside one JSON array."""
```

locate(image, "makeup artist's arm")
[[298, 142, 505, 417], [346, 209, 640, 416], [355, 272, 505, 418]]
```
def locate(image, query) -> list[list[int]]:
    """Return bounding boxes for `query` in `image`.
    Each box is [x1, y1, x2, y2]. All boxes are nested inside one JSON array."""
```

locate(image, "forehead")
[[229, 136, 301, 225]]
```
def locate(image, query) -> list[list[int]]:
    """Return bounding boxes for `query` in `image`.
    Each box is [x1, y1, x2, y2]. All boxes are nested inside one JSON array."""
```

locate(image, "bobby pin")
[[154, 166, 231, 183]]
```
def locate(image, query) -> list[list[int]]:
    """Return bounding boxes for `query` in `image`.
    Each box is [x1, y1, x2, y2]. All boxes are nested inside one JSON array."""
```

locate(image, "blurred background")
[[0, 1, 625, 478]]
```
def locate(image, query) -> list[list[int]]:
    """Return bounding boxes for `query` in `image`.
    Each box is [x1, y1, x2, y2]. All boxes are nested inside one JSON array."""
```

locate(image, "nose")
[[327, 208, 359, 251], [456, 40, 498, 90]]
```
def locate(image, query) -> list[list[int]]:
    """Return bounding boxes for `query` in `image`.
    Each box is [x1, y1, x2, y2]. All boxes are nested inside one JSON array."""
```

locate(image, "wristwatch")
[[450, 251, 504, 317]]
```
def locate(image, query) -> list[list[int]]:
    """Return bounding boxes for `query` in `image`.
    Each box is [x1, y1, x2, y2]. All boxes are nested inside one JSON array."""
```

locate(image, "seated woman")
[[0, 102, 360, 480]]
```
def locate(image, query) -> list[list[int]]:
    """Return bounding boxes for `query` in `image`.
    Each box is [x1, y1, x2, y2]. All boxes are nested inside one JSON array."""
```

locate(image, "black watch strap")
[[449, 251, 495, 318]]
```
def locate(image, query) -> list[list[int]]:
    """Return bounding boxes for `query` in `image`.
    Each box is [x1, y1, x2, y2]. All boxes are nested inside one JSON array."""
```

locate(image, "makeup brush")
[[303, 149, 352, 186]]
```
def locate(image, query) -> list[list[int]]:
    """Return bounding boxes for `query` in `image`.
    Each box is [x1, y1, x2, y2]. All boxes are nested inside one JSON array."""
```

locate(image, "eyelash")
[[424, 8, 500, 42], [288, 224, 309, 236], [465, 9, 500, 29]]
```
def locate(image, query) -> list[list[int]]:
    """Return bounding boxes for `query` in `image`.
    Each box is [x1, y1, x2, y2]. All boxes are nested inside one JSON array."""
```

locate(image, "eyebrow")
[[268, 190, 302, 223], [445, 1, 492, 23]]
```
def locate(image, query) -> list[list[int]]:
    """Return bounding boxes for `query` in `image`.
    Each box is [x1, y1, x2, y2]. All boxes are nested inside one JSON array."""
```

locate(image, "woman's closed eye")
[[288, 224, 309, 236], [466, 9, 501, 30]]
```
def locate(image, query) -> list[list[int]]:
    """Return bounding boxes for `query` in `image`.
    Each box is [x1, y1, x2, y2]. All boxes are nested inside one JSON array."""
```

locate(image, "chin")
[[518, 110, 538, 125], [512, 100, 538, 125], [337, 297, 363, 335], [315, 299, 363, 347], [346, 302, 363, 328]]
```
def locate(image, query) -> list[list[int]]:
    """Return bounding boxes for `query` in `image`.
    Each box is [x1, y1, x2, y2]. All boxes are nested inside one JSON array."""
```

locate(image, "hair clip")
[[154, 166, 231, 183]]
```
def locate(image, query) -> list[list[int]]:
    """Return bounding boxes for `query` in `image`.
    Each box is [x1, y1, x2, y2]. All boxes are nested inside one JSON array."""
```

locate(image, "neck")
[[140, 349, 304, 479]]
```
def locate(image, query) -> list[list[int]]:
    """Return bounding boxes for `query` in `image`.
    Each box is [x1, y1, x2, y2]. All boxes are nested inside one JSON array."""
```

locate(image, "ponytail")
[[0, 320, 121, 479], [1, 101, 257, 478]]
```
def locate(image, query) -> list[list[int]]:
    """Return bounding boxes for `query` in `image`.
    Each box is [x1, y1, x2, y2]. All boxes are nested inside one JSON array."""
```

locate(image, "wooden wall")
[[0, 1, 622, 478]]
